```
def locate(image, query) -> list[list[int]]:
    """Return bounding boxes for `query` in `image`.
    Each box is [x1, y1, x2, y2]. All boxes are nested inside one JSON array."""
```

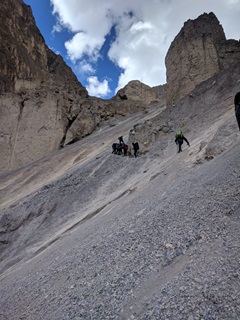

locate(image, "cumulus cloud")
[[50, 0, 240, 94], [78, 61, 95, 74], [65, 32, 104, 62], [86, 76, 111, 97]]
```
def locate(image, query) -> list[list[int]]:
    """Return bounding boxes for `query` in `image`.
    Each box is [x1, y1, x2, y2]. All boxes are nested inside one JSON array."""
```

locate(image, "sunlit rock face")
[[0, 15, 90, 171]]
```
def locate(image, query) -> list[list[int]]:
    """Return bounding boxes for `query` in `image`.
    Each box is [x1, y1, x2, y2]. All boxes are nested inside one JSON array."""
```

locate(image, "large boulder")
[[115, 80, 160, 105]]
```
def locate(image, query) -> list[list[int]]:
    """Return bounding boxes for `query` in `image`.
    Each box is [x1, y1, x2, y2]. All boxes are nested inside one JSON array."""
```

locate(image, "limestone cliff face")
[[0, 0, 117, 173], [0, 0, 46, 93], [0, 0, 79, 172], [165, 12, 240, 106]]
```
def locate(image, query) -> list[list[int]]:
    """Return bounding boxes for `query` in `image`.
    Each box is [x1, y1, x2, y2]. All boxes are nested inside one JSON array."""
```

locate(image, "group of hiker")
[[112, 132, 190, 158], [112, 92, 240, 158], [112, 136, 139, 157]]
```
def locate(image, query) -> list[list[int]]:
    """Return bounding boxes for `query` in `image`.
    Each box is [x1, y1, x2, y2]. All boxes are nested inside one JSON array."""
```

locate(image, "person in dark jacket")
[[234, 92, 240, 130], [118, 136, 124, 144], [132, 142, 139, 157], [175, 131, 190, 153]]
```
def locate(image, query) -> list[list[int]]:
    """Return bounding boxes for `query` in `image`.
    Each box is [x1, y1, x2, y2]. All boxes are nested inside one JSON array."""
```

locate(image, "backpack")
[[175, 131, 183, 138]]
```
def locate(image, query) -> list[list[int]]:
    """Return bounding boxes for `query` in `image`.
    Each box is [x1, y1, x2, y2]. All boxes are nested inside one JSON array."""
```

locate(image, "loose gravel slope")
[[0, 136, 239, 319]]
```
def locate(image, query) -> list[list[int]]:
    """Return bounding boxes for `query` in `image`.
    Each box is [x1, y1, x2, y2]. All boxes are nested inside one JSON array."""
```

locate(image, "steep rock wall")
[[165, 12, 240, 106]]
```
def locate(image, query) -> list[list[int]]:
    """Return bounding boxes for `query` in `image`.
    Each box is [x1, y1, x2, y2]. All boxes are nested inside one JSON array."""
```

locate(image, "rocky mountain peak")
[[165, 12, 240, 106], [181, 12, 225, 42], [115, 80, 159, 104]]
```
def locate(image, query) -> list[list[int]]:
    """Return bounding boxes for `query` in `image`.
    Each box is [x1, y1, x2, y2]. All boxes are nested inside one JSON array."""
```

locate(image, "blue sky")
[[23, 0, 240, 99]]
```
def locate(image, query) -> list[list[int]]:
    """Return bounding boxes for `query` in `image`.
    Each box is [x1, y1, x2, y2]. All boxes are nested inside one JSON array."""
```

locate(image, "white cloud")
[[78, 61, 95, 74], [226, 0, 240, 4], [86, 76, 111, 98], [65, 32, 104, 62], [50, 0, 113, 62], [50, 0, 240, 94], [51, 21, 63, 34]]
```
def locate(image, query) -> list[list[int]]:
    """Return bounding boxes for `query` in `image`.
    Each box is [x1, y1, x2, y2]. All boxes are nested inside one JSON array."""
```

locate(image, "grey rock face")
[[115, 80, 160, 105], [165, 12, 240, 106]]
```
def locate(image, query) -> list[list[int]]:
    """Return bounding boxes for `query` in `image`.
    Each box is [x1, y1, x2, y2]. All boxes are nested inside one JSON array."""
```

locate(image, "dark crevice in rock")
[[59, 114, 79, 148], [18, 98, 28, 121]]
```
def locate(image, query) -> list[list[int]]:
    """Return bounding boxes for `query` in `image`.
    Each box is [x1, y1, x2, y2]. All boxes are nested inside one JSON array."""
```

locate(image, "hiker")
[[112, 143, 123, 155], [112, 141, 128, 155], [132, 142, 139, 158], [118, 136, 124, 144], [112, 143, 118, 154], [123, 143, 128, 156], [234, 92, 240, 130], [175, 131, 190, 153]]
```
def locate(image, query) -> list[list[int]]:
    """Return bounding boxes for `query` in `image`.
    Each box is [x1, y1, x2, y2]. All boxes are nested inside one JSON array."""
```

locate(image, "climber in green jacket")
[[175, 131, 190, 153]]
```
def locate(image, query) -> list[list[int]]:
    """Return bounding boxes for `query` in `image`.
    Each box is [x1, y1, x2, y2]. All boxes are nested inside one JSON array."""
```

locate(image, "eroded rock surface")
[[165, 12, 240, 106], [116, 80, 160, 105]]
